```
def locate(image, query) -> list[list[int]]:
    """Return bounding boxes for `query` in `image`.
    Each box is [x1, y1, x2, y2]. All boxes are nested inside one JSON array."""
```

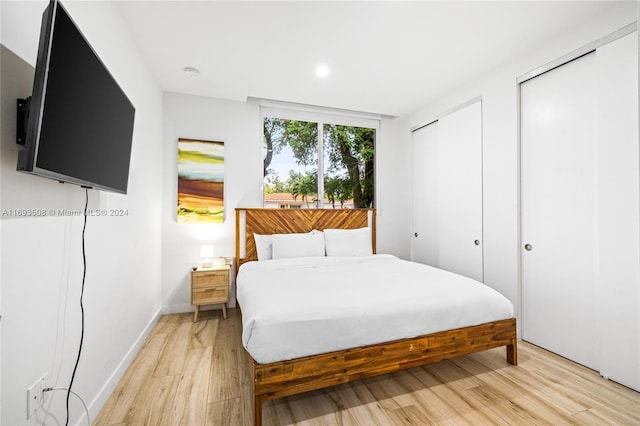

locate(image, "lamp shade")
[[200, 245, 214, 268]]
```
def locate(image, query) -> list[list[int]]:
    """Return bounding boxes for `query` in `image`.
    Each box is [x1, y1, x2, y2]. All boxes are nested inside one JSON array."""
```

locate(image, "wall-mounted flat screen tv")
[[17, 0, 135, 194]]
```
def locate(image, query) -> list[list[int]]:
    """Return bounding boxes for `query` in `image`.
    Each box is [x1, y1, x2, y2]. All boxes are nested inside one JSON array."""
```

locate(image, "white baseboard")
[[84, 307, 162, 425], [162, 303, 192, 315]]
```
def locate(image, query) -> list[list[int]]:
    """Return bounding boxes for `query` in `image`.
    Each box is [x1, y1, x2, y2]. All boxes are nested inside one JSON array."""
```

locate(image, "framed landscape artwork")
[[177, 138, 224, 224]]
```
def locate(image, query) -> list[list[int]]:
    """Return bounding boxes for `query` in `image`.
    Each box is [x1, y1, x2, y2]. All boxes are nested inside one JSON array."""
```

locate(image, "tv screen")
[[17, 0, 135, 194]]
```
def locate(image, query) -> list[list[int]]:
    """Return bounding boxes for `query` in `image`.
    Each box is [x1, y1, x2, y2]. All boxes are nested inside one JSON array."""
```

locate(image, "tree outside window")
[[263, 117, 375, 209]]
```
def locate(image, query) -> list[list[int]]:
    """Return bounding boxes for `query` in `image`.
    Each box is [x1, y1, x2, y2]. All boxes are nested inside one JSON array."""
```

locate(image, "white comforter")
[[237, 254, 514, 364]]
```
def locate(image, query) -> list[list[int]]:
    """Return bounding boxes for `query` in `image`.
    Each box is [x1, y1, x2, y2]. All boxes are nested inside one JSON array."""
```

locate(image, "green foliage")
[[263, 173, 287, 194], [263, 118, 317, 177], [289, 170, 317, 208], [324, 176, 352, 208], [283, 121, 318, 166]]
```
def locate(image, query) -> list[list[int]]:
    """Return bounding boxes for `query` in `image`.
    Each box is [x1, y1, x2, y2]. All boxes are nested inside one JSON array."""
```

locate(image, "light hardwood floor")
[[95, 309, 640, 425]]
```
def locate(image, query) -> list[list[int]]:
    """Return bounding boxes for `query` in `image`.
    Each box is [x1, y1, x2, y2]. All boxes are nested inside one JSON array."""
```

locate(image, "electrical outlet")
[[26, 373, 47, 419]]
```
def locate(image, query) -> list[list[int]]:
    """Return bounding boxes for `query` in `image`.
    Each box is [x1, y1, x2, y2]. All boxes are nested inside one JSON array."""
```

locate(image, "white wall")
[[0, 2, 163, 424], [375, 117, 404, 256], [162, 93, 261, 313], [393, 3, 638, 329]]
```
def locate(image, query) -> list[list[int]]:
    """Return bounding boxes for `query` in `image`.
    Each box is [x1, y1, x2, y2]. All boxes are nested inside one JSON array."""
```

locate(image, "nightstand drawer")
[[192, 286, 227, 304], [193, 271, 228, 288]]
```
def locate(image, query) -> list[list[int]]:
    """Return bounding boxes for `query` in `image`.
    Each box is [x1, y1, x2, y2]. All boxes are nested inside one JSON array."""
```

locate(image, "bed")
[[235, 208, 517, 426]]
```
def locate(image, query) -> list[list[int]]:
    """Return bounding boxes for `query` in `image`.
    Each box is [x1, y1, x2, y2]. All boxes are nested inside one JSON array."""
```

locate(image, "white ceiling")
[[117, 1, 623, 117]]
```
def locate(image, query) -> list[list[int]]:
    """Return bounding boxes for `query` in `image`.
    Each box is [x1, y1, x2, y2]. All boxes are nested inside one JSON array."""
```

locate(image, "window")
[[261, 104, 377, 209], [323, 124, 375, 209]]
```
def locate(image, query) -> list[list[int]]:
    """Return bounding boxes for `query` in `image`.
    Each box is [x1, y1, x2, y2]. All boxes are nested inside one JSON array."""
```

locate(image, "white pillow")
[[253, 233, 273, 261], [271, 231, 325, 259], [324, 227, 373, 257]]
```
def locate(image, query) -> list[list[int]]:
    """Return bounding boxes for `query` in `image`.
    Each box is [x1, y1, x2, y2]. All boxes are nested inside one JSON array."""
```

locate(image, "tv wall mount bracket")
[[16, 97, 31, 146]]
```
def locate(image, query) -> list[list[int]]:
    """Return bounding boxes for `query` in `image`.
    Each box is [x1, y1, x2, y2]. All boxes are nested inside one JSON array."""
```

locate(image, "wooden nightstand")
[[191, 265, 230, 322]]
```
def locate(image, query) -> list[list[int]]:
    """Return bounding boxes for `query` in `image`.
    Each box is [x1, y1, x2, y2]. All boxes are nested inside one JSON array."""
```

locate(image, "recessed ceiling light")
[[183, 66, 200, 78], [315, 65, 330, 78]]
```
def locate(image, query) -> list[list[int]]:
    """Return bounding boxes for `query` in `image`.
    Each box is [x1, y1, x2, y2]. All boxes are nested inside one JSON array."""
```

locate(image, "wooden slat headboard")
[[235, 208, 376, 271]]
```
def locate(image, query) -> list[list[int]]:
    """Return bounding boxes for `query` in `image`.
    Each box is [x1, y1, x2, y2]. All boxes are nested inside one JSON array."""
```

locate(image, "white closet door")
[[411, 101, 483, 282], [411, 122, 439, 266], [521, 52, 599, 370], [437, 101, 483, 281], [596, 32, 639, 391]]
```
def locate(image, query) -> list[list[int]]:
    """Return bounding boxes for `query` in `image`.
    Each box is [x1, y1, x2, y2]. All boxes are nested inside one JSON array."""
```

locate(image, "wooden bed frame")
[[235, 208, 517, 426]]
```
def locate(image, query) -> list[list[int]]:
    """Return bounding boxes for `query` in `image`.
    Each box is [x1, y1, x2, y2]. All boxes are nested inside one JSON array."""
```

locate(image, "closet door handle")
[[474, 239, 480, 246], [524, 243, 533, 251]]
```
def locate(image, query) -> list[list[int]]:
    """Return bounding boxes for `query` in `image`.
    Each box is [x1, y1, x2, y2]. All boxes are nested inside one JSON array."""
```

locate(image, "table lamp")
[[200, 245, 214, 268]]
